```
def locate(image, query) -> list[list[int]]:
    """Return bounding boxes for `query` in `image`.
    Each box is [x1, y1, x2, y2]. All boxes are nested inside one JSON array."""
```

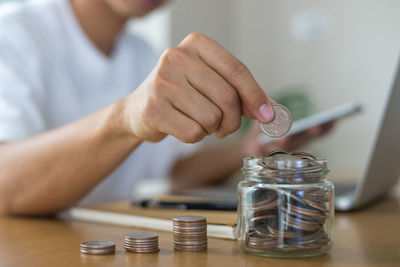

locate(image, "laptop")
[[334, 62, 400, 210]]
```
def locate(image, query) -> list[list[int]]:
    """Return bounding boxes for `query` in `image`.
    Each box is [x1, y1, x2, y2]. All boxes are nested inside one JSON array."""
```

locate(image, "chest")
[[43, 50, 144, 128]]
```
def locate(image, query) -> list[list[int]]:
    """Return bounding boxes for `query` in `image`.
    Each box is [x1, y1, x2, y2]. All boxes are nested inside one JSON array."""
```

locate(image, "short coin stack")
[[173, 216, 207, 252], [124, 233, 159, 253], [80, 241, 115, 255]]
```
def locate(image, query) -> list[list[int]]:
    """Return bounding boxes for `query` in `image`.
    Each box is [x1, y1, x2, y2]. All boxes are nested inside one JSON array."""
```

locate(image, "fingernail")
[[258, 104, 274, 122]]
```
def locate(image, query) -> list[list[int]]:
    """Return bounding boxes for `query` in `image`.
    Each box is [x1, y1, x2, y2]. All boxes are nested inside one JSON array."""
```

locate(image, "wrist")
[[104, 97, 141, 146]]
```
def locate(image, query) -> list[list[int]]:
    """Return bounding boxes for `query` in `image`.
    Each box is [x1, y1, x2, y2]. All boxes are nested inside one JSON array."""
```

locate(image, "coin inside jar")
[[259, 104, 292, 138], [238, 151, 334, 256]]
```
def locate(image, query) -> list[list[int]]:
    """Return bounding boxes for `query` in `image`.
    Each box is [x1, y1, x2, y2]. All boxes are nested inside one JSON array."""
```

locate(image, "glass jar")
[[236, 151, 334, 258]]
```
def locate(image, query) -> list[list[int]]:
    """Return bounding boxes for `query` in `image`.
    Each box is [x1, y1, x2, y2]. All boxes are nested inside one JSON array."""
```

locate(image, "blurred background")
[[2, 0, 400, 183]]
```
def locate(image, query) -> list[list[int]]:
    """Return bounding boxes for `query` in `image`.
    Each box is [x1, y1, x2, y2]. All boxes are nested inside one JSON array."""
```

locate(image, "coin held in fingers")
[[259, 104, 292, 138]]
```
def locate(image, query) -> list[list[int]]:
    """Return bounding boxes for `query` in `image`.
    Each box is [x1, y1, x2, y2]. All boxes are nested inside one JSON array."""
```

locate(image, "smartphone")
[[258, 101, 362, 144]]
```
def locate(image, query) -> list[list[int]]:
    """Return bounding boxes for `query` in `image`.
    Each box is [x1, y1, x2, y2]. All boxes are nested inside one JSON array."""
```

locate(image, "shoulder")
[[0, 1, 29, 37], [0, 0, 55, 51], [0, 1, 56, 96], [0, 0, 58, 66], [0, 0, 54, 26], [0, 0, 25, 19]]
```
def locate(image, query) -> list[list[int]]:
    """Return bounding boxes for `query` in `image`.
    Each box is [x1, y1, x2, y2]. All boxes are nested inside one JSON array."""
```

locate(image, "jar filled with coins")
[[236, 151, 334, 258]]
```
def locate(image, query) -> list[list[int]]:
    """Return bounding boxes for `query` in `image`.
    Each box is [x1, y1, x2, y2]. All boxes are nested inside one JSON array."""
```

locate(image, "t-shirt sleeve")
[[0, 17, 47, 142]]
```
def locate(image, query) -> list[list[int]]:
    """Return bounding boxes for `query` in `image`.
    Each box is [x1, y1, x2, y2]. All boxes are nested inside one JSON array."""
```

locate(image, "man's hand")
[[122, 33, 275, 143]]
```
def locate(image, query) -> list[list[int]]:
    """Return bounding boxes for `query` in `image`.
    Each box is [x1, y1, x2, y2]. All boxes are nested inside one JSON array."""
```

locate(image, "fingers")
[[182, 57, 242, 138], [134, 66, 209, 143], [179, 33, 275, 123], [156, 46, 240, 137], [166, 81, 223, 135], [277, 122, 335, 151], [321, 121, 335, 134], [308, 121, 335, 137], [156, 103, 207, 144], [308, 126, 322, 135], [134, 33, 278, 143]]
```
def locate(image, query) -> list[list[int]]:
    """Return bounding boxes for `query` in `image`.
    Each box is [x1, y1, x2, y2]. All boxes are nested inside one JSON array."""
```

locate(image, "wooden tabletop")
[[1, 188, 399, 267]]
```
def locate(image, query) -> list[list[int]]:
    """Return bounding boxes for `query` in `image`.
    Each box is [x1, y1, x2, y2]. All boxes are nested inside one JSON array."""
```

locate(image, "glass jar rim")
[[241, 156, 329, 183]]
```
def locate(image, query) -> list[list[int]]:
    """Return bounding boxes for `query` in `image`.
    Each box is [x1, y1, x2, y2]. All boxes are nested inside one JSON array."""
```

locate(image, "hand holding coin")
[[122, 32, 275, 144]]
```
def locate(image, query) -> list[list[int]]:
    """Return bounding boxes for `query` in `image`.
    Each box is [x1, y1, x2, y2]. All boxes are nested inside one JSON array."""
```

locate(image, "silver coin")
[[289, 151, 316, 160], [174, 231, 207, 235], [124, 245, 159, 250], [125, 247, 160, 253], [173, 229, 207, 233], [174, 237, 207, 240], [124, 239, 158, 244], [124, 242, 158, 247], [259, 104, 292, 138], [123, 243, 158, 247], [80, 241, 115, 250], [173, 245, 207, 251], [124, 233, 158, 240], [173, 224, 207, 229], [80, 248, 115, 255], [123, 242, 159, 247], [173, 216, 206, 223], [173, 229, 206, 233]]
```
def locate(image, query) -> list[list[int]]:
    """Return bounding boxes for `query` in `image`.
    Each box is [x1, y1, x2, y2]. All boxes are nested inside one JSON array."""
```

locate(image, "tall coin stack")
[[124, 233, 159, 253], [173, 216, 207, 252]]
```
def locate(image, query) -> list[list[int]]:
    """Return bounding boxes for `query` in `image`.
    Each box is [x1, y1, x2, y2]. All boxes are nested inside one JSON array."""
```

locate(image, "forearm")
[[170, 139, 244, 190], [0, 99, 141, 215]]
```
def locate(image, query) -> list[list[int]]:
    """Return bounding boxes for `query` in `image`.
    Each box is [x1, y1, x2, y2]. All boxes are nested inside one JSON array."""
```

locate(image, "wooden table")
[[1, 188, 399, 267]]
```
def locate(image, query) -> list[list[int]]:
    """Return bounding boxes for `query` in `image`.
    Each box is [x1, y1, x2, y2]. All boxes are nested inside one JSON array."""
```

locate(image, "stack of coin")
[[124, 233, 159, 253], [173, 216, 207, 252], [80, 241, 115, 255]]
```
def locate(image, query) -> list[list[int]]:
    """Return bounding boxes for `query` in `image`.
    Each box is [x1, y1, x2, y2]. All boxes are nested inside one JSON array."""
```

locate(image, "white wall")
[[169, 0, 400, 180], [170, 0, 237, 52]]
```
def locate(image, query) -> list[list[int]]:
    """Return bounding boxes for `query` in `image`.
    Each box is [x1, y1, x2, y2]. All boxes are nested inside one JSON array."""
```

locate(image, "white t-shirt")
[[0, 0, 196, 205]]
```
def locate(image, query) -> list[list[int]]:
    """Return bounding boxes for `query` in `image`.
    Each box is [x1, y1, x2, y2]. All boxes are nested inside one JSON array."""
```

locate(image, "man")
[[0, 0, 328, 215]]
